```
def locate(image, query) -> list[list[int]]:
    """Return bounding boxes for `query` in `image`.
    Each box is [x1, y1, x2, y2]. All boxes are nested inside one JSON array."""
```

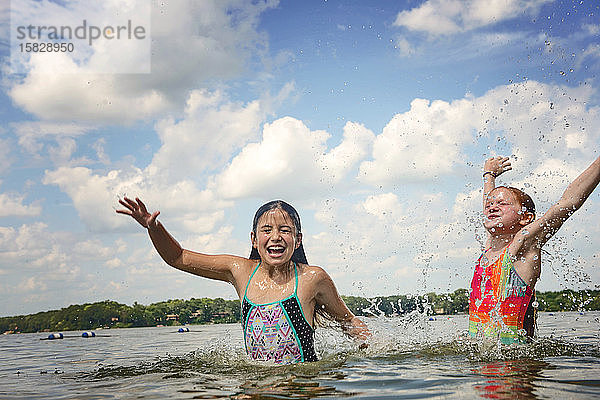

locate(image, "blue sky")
[[1, 0, 599, 317]]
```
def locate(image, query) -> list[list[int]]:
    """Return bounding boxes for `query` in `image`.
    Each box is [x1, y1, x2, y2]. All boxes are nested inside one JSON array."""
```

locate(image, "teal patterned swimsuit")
[[241, 262, 317, 363]]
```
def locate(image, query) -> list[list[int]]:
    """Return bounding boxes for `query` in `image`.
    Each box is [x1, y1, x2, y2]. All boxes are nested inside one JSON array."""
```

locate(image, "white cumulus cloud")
[[394, 0, 552, 36], [212, 117, 375, 200], [0, 193, 41, 217], [359, 80, 600, 187], [7, 0, 279, 123]]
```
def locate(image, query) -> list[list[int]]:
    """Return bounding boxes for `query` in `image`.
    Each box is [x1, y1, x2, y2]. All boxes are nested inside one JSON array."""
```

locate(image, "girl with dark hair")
[[469, 155, 600, 344], [117, 197, 369, 364]]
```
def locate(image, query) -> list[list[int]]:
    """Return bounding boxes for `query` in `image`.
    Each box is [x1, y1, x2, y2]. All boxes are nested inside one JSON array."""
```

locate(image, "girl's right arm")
[[482, 156, 511, 207], [482, 157, 511, 247], [117, 197, 249, 285]]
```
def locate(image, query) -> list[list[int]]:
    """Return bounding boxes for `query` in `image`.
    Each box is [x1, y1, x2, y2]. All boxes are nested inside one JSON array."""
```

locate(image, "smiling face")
[[483, 187, 532, 234], [251, 208, 302, 268]]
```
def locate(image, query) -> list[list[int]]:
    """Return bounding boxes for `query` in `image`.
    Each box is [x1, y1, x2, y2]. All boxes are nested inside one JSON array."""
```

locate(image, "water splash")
[[78, 313, 599, 386]]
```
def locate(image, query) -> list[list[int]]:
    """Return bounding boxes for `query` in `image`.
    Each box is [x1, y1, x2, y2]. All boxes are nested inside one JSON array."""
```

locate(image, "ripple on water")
[[3, 312, 599, 399]]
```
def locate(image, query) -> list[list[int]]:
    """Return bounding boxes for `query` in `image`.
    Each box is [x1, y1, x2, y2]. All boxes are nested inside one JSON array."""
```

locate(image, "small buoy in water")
[[82, 331, 96, 338], [47, 333, 63, 340], [178, 327, 189, 333]]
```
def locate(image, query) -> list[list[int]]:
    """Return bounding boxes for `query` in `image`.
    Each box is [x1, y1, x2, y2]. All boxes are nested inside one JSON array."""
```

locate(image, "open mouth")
[[267, 245, 286, 256]]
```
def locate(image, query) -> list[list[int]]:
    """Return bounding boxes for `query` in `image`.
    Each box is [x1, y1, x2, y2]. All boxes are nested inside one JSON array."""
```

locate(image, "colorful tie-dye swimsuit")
[[468, 245, 534, 344], [241, 262, 317, 363]]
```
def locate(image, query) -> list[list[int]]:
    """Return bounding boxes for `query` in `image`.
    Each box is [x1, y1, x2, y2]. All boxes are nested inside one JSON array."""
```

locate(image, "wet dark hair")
[[248, 200, 308, 264], [493, 186, 536, 219]]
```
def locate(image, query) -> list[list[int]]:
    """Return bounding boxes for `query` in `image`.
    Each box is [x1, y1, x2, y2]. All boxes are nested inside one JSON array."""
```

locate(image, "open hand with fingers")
[[116, 197, 159, 229], [484, 156, 512, 178]]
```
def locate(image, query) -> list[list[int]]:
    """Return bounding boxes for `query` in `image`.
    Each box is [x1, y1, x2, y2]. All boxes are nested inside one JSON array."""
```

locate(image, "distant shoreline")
[[2, 289, 599, 334]]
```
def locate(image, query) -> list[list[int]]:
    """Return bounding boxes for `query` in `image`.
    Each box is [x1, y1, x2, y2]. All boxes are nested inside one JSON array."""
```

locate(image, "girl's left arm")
[[314, 268, 371, 342], [527, 155, 600, 247]]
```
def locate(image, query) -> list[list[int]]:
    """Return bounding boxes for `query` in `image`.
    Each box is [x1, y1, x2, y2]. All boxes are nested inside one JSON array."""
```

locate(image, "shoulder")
[[508, 222, 543, 255], [298, 264, 330, 282], [218, 255, 258, 282], [228, 257, 261, 296], [211, 254, 257, 272], [235, 257, 260, 276], [298, 264, 338, 297]]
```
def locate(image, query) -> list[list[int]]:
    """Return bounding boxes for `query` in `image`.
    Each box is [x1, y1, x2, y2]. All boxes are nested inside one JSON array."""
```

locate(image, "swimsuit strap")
[[293, 261, 299, 296], [479, 246, 492, 258], [243, 261, 261, 299], [482, 241, 513, 261], [243, 261, 298, 299]]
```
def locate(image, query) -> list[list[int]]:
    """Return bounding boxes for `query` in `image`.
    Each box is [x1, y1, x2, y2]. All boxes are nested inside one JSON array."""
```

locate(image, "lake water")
[[1, 311, 599, 399]]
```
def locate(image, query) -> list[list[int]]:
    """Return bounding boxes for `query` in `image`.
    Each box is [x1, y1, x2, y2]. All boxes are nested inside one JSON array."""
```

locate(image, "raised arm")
[[116, 197, 249, 287], [526, 155, 600, 247], [482, 156, 512, 208]]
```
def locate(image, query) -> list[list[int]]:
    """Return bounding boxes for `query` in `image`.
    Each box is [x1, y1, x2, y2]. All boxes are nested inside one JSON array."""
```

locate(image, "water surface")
[[1, 312, 598, 399]]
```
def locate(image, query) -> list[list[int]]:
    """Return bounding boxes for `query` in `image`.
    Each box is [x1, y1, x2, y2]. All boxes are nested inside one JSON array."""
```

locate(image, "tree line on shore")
[[2, 289, 599, 334]]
